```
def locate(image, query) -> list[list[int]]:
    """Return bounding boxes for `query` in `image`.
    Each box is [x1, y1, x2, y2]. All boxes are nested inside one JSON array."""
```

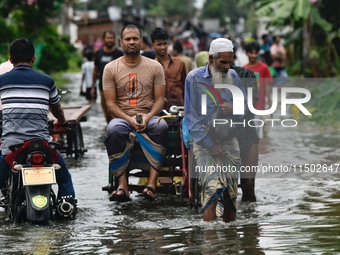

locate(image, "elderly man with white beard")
[[184, 38, 247, 222]]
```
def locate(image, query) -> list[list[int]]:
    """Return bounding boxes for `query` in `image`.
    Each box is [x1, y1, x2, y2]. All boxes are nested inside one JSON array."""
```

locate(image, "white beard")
[[210, 65, 233, 87]]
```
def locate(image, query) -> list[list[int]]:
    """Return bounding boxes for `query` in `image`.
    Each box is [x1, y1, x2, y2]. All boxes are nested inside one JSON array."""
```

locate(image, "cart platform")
[[49, 105, 91, 159]]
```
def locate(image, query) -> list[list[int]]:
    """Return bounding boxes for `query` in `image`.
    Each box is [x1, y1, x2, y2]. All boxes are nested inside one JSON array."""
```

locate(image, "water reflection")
[[1, 73, 340, 254]]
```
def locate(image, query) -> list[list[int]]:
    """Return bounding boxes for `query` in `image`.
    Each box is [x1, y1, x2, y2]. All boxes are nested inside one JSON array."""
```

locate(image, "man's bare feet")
[[222, 190, 236, 222], [241, 178, 256, 202], [203, 197, 218, 221]]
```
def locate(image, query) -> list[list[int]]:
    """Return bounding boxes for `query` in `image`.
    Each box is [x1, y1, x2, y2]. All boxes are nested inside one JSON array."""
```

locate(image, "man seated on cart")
[[184, 38, 247, 222], [102, 24, 168, 202]]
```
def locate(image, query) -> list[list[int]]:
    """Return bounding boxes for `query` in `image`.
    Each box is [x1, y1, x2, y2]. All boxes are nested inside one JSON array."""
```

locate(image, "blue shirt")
[[184, 65, 247, 149], [0, 65, 59, 155]]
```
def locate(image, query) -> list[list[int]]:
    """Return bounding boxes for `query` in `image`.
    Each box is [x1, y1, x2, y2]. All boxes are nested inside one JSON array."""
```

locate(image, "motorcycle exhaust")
[[56, 196, 77, 218]]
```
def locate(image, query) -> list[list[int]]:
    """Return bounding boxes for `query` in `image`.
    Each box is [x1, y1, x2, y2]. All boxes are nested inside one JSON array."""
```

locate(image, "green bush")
[[0, 17, 17, 61], [36, 28, 71, 74]]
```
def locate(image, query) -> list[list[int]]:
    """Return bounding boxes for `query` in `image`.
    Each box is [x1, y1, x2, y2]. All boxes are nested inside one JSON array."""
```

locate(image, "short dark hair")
[[103, 30, 115, 39], [10, 38, 35, 64], [120, 24, 142, 39], [173, 41, 183, 53], [143, 36, 151, 47], [150, 27, 169, 43], [84, 50, 94, 61], [244, 42, 260, 53]]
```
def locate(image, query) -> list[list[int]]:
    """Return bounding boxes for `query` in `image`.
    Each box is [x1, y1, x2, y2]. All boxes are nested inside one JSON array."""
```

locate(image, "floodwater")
[[1, 72, 340, 255]]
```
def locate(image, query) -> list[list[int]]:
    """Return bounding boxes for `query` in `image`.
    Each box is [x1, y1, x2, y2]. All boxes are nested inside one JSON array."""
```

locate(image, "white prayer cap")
[[208, 38, 234, 54], [182, 30, 192, 38]]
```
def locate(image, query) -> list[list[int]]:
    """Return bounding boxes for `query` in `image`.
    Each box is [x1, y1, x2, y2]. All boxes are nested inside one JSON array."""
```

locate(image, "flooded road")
[[1, 72, 340, 255]]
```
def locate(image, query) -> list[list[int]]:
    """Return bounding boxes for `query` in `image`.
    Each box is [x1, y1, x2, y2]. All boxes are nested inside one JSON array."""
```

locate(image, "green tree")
[[239, 0, 340, 77], [200, 0, 249, 31], [0, 0, 79, 74], [158, 0, 191, 17], [36, 26, 72, 73], [74, 0, 123, 17], [200, 0, 228, 27], [0, 0, 64, 31], [0, 17, 16, 61]]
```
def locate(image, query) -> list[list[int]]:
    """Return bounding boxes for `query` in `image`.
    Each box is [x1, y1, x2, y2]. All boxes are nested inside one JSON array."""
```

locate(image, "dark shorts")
[[85, 88, 97, 101]]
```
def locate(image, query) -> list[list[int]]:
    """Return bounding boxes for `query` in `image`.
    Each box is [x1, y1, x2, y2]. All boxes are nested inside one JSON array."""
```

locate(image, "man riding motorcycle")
[[0, 38, 77, 217]]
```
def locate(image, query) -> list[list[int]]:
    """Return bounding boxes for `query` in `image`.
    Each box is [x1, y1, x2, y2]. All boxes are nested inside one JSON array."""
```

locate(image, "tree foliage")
[[201, 0, 248, 28], [75, 0, 191, 18], [74, 0, 124, 17], [0, 0, 64, 21], [239, 0, 340, 77], [200, 0, 227, 26], [0, 0, 78, 74], [157, 0, 190, 17], [37, 27, 71, 74]]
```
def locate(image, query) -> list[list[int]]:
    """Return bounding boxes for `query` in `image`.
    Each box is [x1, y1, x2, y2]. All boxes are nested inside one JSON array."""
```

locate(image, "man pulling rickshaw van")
[[184, 38, 247, 222]]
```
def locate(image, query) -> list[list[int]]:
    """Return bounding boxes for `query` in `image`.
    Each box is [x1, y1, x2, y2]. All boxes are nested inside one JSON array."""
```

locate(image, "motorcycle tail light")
[[31, 153, 44, 165]]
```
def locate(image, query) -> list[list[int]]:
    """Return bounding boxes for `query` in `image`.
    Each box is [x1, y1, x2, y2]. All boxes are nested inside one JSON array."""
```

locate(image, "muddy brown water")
[[0, 72, 340, 255]]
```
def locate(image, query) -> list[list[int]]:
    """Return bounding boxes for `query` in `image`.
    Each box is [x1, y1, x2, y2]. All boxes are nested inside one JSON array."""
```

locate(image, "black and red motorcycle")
[[0, 130, 76, 224]]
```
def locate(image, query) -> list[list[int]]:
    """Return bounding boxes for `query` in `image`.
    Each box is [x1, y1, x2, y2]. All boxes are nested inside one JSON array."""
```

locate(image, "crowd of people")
[[0, 24, 288, 223]]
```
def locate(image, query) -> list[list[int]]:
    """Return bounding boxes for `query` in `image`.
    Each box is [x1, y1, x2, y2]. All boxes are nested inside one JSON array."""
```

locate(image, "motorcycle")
[[0, 123, 77, 224]]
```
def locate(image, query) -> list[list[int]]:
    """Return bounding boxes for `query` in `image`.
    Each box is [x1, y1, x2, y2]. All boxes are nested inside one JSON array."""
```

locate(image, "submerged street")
[[0, 71, 340, 254]]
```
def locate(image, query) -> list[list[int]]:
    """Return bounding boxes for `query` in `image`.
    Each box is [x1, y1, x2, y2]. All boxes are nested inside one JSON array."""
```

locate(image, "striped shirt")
[[0, 65, 59, 155]]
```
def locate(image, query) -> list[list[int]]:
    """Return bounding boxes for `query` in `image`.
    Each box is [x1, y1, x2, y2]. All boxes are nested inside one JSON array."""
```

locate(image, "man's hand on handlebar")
[[50, 119, 72, 133]]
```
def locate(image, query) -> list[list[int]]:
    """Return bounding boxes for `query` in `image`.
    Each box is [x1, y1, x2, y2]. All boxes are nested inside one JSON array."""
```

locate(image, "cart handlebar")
[[158, 105, 184, 124]]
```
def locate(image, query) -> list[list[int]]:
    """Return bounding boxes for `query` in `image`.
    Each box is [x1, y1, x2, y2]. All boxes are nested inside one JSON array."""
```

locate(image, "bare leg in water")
[[111, 171, 129, 198], [203, 197, 218, 221], [143, 167, 159, 199], [203, 192, 236, 222], [222, 190, 236, 222], [240, 143, 258, 202]]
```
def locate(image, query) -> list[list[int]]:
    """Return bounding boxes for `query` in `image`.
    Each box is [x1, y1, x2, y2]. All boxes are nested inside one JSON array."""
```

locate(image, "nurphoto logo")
[[201, 84, 312, 128]]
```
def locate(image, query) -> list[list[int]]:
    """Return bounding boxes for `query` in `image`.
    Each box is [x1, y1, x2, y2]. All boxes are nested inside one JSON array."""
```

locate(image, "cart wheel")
[[192, 177, 201, 211], [187, 170, 201, 211], [73, 123, 86, 159], [177, 182, 184, 206], [66, 132, 74, 157], [184, 149, 200, 210]]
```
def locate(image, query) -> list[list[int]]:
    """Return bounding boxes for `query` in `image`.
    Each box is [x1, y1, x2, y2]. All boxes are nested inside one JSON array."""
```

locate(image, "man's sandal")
[[109, 188, 131, 202], [143, 186, 155, 202]]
